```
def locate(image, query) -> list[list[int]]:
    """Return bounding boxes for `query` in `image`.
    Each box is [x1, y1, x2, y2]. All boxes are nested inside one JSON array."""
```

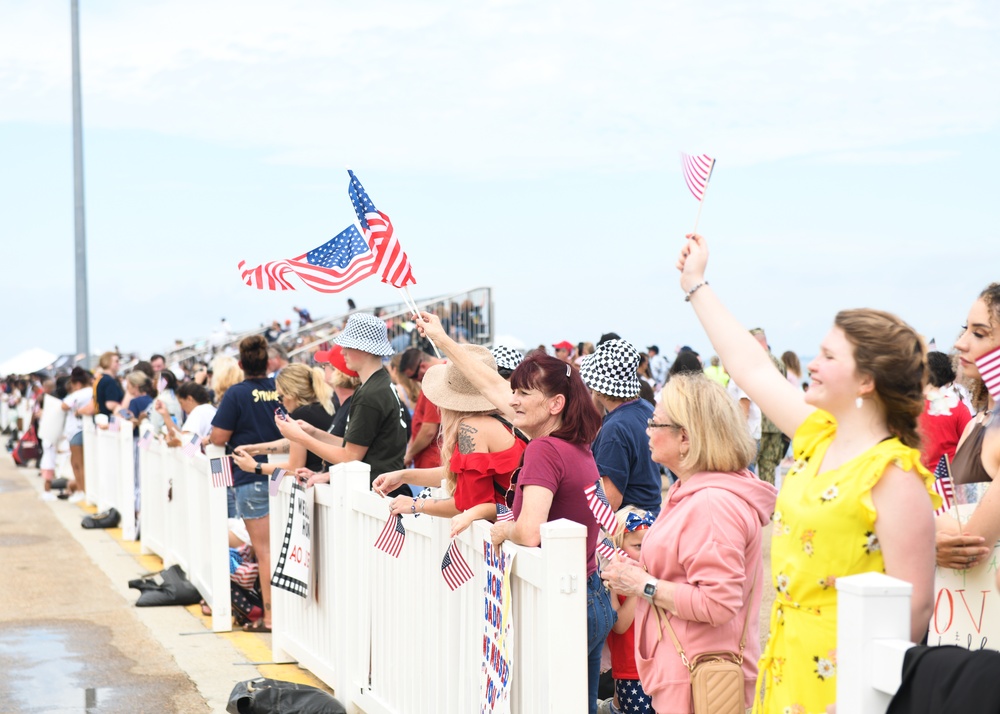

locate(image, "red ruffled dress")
[[450, 438, 527, 510]]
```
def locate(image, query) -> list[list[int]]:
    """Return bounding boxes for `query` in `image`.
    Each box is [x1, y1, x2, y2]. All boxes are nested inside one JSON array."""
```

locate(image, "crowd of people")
[[4, 240, 998, 713]]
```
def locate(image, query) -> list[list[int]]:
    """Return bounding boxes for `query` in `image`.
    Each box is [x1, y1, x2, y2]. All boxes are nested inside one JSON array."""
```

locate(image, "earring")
[[855, 396, 863, 409]]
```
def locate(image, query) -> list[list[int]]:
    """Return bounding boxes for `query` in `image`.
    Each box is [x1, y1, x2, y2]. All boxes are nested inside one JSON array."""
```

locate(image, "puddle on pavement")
[[0, 621, 191, 712]]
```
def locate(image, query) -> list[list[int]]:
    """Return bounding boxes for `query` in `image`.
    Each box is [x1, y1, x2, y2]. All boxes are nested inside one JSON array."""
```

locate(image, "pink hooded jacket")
[[635, 469, 777, 714]]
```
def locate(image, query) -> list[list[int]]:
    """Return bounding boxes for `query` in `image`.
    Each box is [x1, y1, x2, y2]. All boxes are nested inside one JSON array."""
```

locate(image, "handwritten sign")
[[931, 502, 1000, 651], [481, 541, 515, 714], [271, 481, 313, 599]]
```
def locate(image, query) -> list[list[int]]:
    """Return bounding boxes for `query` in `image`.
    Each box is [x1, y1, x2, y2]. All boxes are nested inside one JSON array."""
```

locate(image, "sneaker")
[[68, 491, 86, 504], [41, 492, 58, 502]]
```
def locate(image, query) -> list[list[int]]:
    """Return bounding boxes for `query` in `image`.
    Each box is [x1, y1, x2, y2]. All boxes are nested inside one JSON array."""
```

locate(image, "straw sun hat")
[[420, 345, 498, 412]]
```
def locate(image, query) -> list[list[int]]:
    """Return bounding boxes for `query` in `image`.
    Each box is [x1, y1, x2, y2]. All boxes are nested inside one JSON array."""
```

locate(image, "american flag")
[[348, 170, 416, 289], [138, 429, 154, 451], [584, 479, 618, 534], [680, 152, 716, 202], [976, 345, 1000, 404], [933, 454, 955, 517], [441, 540, 474, 591], [210, 456, 234, 488], [269, 468, 286, 497], [238, 223, 379, 294], [374, 514, 406, 558], [181, 433, 201, 458], [596, 537, 628, 561], [496, 503, 515, 523], [108, 416, 120, 433]]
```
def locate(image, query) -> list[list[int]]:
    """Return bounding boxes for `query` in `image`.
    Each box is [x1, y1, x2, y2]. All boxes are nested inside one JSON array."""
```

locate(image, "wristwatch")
[[254, 463, 263, 475], [643, 578, 658, 602]]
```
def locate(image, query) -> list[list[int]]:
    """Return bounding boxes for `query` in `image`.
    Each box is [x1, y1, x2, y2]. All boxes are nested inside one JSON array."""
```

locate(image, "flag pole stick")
[[398, 287, 442, 359], [946, 454, 963, 531], [690, 159, 715, 235]]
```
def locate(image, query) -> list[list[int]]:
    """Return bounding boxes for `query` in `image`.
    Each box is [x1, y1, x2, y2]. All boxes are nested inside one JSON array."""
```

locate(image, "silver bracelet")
[[684, 281, 708, 302]]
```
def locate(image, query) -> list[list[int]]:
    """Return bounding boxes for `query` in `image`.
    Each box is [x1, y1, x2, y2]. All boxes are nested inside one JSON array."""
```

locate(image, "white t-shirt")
[[727, 380, 762, 440], [181, 403, 217, 440], [63, 387, 94, 438]]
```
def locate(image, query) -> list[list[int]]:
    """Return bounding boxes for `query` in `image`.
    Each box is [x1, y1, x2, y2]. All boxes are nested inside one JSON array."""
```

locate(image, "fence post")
[[837, 572, 913, 714], [537, 518, 588, 712]]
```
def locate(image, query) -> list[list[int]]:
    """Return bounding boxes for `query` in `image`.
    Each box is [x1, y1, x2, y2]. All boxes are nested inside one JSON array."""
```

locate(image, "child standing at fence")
[[601, 507, 655, 714]]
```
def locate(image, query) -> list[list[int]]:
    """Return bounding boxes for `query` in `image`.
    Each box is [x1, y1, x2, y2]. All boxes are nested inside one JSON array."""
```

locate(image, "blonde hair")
[[659, 373, 756, 473], [276, 363, 334, 415], [610, 505, 649, 549], [98, 351, 119, 370], [328, 367, 361, 390], [125, 371, 149, 390], [211, 355, 243, 403]]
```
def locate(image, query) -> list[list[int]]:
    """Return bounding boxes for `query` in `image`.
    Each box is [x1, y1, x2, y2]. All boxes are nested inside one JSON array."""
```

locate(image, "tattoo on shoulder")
[[458, 423, 478, 454]]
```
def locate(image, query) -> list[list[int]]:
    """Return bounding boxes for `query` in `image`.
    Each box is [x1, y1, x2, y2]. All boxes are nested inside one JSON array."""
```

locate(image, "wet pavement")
[[0, 455, 330, 713]]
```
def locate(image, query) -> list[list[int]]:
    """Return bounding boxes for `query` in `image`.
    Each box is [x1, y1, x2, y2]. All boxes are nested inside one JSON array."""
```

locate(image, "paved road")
[[0, 454, 330, 713]]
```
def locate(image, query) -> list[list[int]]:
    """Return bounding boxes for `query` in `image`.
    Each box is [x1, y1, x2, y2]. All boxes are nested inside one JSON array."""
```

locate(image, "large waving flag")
[[238, 223, 379, 293], [348, 170, 416, 289], [680, 152, 716, 202]]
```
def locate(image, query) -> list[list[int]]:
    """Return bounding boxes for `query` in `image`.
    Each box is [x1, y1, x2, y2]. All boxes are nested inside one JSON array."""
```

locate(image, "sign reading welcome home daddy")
[[481, 541, 514, 714], [271, 481, 313, 599]]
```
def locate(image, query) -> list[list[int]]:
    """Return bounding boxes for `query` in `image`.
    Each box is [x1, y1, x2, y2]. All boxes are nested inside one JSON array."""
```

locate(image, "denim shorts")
[[233, 481, 269, 521], [69, 431, 84, 447]]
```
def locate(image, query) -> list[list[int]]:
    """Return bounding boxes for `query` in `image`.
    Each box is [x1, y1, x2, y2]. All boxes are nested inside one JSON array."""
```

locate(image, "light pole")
[[71, 0, 90, 366]]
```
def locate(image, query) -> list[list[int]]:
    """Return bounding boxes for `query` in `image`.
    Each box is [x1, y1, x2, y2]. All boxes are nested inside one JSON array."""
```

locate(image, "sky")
[[1, 0, 998, 368]]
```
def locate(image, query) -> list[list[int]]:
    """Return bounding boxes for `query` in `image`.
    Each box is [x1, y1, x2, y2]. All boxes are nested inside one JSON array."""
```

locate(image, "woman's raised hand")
[[415, 311, 445, 342], [676, 233, 709, 293]]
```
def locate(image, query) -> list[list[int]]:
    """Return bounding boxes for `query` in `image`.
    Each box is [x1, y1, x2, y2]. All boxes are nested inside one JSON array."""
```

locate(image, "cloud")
[[2, 0, 997, 176]]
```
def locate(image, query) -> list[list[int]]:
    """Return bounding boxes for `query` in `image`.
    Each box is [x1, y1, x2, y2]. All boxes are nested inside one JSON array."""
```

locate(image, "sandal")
[[200, 600, 212, 617], [243, 618, 271, 633]]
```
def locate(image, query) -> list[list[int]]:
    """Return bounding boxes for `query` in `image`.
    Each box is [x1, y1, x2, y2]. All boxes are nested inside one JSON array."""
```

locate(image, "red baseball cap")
[[314, 344, 359, 377], [552, 341, 574, 352]]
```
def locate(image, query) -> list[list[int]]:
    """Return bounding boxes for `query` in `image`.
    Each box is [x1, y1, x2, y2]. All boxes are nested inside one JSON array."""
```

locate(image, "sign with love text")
[[481, 541, 515, 714], [931, 503, 1000, 651]]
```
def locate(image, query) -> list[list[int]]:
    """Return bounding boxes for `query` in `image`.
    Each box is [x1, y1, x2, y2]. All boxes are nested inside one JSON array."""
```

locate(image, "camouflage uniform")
[[757, 352, 788, 484]]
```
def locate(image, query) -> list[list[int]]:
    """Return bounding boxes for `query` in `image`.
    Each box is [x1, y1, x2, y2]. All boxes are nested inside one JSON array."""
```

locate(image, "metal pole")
[[72, 0, 90, 366]]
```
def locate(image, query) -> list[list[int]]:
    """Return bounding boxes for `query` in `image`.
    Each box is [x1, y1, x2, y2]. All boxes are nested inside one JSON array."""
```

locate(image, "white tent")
[[0, 348, 58, 377]]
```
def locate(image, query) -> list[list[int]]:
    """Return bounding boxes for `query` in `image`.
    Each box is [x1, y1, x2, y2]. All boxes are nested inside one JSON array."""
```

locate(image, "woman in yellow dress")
[[676, 234, 939, 713]]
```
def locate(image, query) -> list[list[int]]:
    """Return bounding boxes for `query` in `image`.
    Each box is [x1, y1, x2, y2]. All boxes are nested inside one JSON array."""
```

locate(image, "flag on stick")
[[348, 170, 416, 289], [108, 416, 121, 433], [181, 433, 201, 458], [138, 429, 154, 451], [210, 456, 234, 488], [933, 454, 955, 517], [976, 345, 1000, 405], [269, 468, 287, 497], [374, 514, 406, 557], [596, 537, 629, 561], [441, 540, 474, 591], [496, 503, 515, 523], [680, 153, 716, 202], [238, 223, 380, 294], [584, 479, 618, 534]]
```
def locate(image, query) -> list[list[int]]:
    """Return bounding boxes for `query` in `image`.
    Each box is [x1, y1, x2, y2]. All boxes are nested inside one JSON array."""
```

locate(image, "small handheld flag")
[[596, 537, 629, 561], [933, 454, 955, 518], [181, 433, 201, 458], [108, 416, 121, 433], [441, 540, 474, 591], [584, 479, 618, 534], [496, 503, 515, 523], [975, 345, 1000, 405], [138, 429, 154, 451], [269, 468, 287, 497], [210, 456, 234, 488], [374, 514, 406, 558], [680, 153, 716, 202]]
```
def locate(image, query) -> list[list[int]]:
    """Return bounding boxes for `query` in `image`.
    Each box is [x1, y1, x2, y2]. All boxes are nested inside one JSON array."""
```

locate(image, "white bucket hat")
[[333, 313, 394, 357], [579, 339, 641, 399], [490, 345, 524, 372]]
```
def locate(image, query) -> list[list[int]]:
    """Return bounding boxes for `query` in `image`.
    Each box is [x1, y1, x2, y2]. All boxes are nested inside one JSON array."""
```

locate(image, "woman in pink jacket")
[[601, 373, 778, 714]]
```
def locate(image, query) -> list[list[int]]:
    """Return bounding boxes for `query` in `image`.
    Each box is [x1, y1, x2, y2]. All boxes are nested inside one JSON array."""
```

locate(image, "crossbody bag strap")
[[657, 567, 759, 671]]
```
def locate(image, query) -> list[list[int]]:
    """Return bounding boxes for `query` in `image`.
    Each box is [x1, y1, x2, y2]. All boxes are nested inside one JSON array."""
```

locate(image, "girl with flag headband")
[[934, 282, 1000, 571], [676, 233, 939, 714]]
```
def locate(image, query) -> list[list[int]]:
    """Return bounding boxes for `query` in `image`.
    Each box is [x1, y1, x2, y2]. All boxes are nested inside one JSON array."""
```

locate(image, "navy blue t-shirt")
[[591, 398, 662, 514], [211, 378, 282, 487], [95, 375, 125, 417], [125, 395, 153, 436]]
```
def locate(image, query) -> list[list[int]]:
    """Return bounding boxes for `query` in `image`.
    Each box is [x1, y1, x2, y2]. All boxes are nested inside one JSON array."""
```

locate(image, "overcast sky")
[[1, 0, 998, 367]]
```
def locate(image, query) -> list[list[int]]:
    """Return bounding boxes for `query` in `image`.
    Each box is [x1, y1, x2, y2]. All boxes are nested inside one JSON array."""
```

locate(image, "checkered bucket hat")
[[333, 313, 394, 357], [579, 339, 641, 399], [491, 345, 524, 372]]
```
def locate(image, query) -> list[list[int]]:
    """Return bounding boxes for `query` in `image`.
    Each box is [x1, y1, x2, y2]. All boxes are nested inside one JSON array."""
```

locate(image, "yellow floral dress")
[[753, 410, 939, 714]]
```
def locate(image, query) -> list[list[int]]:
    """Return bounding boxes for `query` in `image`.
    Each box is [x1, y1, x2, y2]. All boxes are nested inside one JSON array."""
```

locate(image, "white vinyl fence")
[[836, 572, 915, 714], [138, 439, 232, 631], [82, 417, 138, 541], [270, 462, 589, 714]]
